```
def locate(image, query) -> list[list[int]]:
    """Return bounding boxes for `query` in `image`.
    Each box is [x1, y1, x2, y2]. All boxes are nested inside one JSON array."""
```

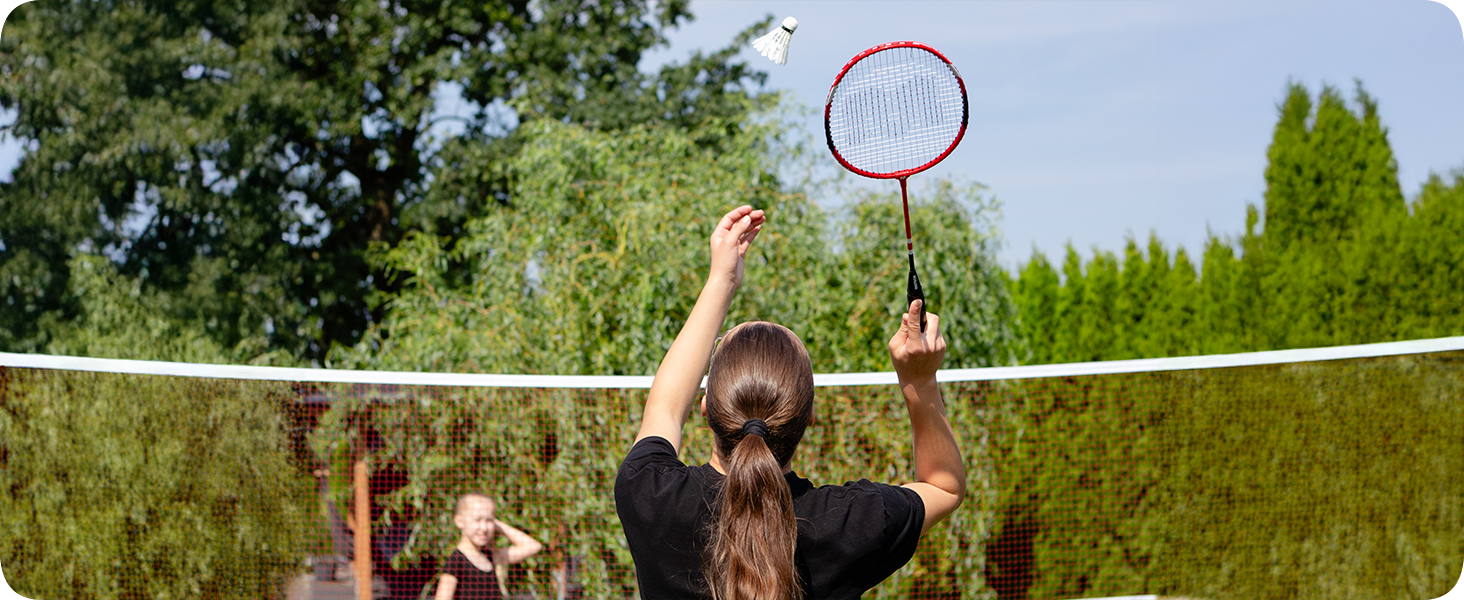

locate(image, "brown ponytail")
[[703, 322, 815, 600]]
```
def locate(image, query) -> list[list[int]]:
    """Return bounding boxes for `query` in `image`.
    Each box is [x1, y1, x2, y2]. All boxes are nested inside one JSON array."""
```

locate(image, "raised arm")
[[492, 519, 544, 565], [889, 299, 966, 534], [633, 206, 764, 452]]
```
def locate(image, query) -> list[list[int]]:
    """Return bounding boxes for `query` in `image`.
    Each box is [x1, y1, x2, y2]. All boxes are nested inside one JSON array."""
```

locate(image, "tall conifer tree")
[[1015, 251, 1062, 364], [1263, 82, 1405, 248]]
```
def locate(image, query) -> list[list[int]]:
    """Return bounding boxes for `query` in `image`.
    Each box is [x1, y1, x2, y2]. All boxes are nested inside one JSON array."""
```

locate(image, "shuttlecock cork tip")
[[781, 16, 798, 32]]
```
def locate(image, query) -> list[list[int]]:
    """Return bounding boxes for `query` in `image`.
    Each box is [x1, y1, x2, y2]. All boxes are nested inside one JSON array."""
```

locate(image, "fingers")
[[923, 312, 943, 349], [729, 212, 754, 239], [715, 206, 751, 233], [893, 299, 944, 353], [909, 300, 944, 341], [739, 211, 766, 245], [747, 210, 766, 229], [906, 299, 926, 346], [716, 207, 765, 257], [707, 207, 765, 288], [890, 300, 946, 384], [889, 300, 919, 355], [739, 223, 764, 254], [716, 206, 763, 234]]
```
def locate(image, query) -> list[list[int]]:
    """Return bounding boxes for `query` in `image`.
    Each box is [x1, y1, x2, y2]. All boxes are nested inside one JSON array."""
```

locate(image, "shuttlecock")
[[752, 17, 798, 65]]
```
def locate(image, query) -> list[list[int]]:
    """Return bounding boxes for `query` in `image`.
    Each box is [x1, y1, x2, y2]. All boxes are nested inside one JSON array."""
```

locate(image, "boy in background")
[[435, 493, 543, 600]]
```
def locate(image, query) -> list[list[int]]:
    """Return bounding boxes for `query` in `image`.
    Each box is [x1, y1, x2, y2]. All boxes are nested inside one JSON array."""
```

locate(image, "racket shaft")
[[900, 178, 927, 332]]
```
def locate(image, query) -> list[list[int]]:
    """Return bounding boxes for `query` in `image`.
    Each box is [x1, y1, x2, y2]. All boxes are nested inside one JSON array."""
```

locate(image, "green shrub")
[[307, 380, 1004, 600], [0, 368, 313, 599], [987, 352, 1464, 600], [5, 351, 1460, 599]]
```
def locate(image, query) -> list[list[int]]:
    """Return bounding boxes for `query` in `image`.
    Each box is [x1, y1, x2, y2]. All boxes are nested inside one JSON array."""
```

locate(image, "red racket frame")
[[824, 41, 969, 332], [823, 41, 969, 181]]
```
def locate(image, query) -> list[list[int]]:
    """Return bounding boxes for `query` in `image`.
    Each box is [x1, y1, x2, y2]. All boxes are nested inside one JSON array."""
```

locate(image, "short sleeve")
[[797, 478, 927, 598], [870, 484, 925, 585], [614, 436, 711, 598], [618, 436, 685, 473]]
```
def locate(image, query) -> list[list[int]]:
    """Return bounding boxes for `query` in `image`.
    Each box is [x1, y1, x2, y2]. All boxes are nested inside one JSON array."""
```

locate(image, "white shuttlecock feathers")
[[752, 17, 798, 65]]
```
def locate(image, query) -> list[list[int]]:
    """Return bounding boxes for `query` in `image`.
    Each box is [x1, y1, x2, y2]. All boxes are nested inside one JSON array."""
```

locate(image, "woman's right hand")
[[708, 205, 765, 291], [889, 299, 945, 384], [890, 299, 964, 534]]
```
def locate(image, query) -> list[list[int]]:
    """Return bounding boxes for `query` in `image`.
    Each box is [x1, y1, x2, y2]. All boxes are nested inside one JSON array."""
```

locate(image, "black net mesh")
[[1, 350, 1461, 600]]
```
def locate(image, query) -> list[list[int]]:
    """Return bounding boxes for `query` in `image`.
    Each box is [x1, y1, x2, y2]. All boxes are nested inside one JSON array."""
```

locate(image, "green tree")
[[41, 256, 233, 363], [1052, 245, 1087, 362], [1013, 81, 1463, 363], [1149, 240, 1199, 357], [333, 118, 1020, 375], [1262, 81, 1406, 248], [1013, 250, 1060, 364], [1393, 170, 1464, 338], [315, 117, 1020, 598], [1195, 234, 1244, 354], [1257, 82, 1410, 349], [0, 0, 772, 362], [0, 365, 312, 599], [1112, 238, 1152, 359], [1057, 246, 1121, 363]]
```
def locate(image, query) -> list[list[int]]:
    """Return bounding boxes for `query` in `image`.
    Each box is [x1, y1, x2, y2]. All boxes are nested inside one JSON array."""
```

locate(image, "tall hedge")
[[1013, 82, 1464, 364], [4, 351, 1460, 599], [985, 351, 1464, 600], [307, 379, 1006, 600], [0, 368, 313, 599]]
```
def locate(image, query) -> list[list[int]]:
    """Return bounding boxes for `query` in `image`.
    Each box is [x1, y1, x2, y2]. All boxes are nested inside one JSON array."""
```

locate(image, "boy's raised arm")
[[633, 206, 764, 452], [494, 519, 544, 565]]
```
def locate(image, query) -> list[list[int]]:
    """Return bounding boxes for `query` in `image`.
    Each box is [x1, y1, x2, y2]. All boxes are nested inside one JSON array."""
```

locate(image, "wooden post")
[[354, 456, 372, 600]]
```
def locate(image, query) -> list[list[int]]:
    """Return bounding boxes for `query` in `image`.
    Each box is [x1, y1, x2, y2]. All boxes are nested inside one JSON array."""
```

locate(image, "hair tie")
[[741, 418, 769, 439]]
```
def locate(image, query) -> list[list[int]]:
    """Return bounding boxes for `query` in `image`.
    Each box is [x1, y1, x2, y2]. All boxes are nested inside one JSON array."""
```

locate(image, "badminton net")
[[1, 337, 1461, 600]]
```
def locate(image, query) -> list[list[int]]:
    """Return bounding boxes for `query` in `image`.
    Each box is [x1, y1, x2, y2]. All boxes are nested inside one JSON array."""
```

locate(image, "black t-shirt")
[[614, 436, 925, 599], [442, 549, 502, 600]]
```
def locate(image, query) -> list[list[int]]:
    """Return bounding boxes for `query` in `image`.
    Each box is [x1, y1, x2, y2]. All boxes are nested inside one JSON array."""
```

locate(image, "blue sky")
[[645, 0, 1464, 267], [1, 0, 1461, 269]]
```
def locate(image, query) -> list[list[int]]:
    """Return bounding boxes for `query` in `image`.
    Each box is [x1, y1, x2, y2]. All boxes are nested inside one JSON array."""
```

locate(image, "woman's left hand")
[[708, 205, 765, 290]]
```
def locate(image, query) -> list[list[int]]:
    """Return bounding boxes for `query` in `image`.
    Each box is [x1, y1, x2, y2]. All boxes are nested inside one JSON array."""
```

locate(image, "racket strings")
[[828, 46, 965, 176]]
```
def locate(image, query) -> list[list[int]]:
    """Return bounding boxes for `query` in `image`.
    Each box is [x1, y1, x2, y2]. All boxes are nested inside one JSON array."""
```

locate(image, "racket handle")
[[907, 255, 927, 333]]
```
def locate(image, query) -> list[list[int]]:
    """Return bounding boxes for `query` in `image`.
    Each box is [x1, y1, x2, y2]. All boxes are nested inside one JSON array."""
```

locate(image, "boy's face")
[[455, 497, 497, 548]]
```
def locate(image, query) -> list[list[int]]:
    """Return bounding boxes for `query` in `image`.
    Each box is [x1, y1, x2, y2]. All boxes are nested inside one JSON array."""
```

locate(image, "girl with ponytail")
[[616, 206, 966, 599]]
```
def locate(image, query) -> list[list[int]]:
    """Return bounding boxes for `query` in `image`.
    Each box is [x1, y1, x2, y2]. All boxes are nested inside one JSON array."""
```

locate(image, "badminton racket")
[[824, 41, 968, 331]]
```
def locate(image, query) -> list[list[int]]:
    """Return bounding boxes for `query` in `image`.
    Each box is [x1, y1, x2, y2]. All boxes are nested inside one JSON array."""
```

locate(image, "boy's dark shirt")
[[615, 436, 924, 599], [442, 549, 502, 600]]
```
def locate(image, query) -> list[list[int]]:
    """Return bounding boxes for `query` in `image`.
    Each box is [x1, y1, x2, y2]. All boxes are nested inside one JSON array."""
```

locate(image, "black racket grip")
[[907, 257, 927, 332]]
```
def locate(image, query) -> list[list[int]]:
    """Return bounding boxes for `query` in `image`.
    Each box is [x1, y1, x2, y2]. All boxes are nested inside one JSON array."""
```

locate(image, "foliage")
[[985, 352, 1464, 600], [310, 385, 645, 598], [0, 0, 773, 362], [1263, 82, 1406, 248], [1014, 237, 1202, 364], [1013, 82, 1464, 364], [305, 378, 1008, 600], [1000, 80, 1464, 600], [0, 368, 313, 599], [38, 255, 304, 364], [307, 351, 1464, 600], [333, 118, 1019, 375], [313, 116, 1018, 597]]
